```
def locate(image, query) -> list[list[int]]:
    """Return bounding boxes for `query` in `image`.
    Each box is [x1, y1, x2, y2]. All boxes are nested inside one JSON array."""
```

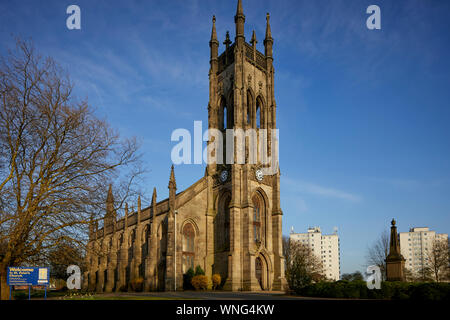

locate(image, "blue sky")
[[1, 0, 450, 275]]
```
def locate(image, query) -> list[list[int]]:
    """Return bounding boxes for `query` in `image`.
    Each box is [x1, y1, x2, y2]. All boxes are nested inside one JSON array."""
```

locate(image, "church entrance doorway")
[[255, 257, 263, 290]]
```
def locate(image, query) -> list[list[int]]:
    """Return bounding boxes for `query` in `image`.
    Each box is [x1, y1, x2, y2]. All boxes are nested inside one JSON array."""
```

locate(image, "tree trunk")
[[0, 266, 10, 300]]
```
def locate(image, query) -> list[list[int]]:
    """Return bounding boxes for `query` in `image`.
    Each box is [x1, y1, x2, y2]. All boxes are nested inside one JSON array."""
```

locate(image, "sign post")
[[7, 267, 50, 300]]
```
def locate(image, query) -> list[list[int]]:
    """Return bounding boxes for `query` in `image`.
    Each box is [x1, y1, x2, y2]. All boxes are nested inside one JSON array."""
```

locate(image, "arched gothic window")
[[223, 106, 227, 129], [253, 199, 261, 243], [252, 194, 266, 245], [142, 224, 150, 259], [129, 229, 136, 261], [182, 223, 195, 272], [158, 220, 167, 259], [215, 194, 231, 252], [224, 196, 230, 249], [130, 229, 136, 243], [256, 99, 261, 129], [220, 97, 228, 130], [142, 224, 150, 245], [220, 95, 234, 130], [247, 90, 253, 125]]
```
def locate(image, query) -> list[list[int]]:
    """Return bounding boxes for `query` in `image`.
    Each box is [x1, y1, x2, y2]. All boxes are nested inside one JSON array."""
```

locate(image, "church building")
[[84, 0, 287, 292]]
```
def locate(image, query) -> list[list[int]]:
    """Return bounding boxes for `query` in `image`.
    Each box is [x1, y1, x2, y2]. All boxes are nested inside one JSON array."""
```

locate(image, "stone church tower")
[[84, 0, 287, 292]]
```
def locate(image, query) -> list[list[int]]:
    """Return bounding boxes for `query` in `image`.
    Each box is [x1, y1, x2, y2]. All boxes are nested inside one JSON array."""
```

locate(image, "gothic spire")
[[224, 31, 231, 49], [105, 183, 116, 226], [168, 165, 177, 190], [124, 203, 129, 240], [210, 15, 218, 43], [137, 195, 141, 223], [265, 13, 272, 40], [236, 0, 244, 16], [234, 0, 245, 43], [251, 30, 257, 47], [89, 217, 94, 240], [210, 15, 219, 67], [106, 183, 114, 204], [264, 13, 273, 59], [152, 187, 157, 205]]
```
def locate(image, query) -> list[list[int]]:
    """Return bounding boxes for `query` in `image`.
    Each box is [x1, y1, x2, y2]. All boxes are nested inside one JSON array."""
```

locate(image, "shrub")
[[410, 282, 450, 301], [293, 281, 450, 301], [52, 279, 67, 291], [195, 265, 205, 276], [13, 291, 28, 300], [118, 284, 128, 292], [191, 275, 208, 290], [207, 277, 213, 290], [212, 274, 221, 290], [130, 277, 144, 292], [183, 268, 195, 290]]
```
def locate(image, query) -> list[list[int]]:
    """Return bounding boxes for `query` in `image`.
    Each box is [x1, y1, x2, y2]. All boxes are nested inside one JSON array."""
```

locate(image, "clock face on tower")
[[255, 169, 264, 181], [220, 170, 228, 182]]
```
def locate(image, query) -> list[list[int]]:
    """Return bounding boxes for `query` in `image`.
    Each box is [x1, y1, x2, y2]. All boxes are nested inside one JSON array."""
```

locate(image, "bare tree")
[[366, 229, 389, 281], [427, 239, 449, 282], [0, 39, 144, 300], [415, 265, 433, 282], [403, 267, 415, 282], [284, 236, 325, 292], [282, 235, 290, 263]]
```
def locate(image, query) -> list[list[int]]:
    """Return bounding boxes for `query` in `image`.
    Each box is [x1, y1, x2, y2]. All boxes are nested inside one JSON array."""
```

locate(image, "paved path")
[[95, 291, 326, 300]]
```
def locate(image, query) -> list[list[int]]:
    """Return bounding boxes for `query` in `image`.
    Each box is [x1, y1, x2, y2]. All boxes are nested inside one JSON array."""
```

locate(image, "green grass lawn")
[[12, 289, 196, 300], [12, 290, 68, 300]]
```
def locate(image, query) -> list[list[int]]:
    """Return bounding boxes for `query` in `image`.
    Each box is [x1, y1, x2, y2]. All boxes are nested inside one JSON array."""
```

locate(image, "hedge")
[[294, 281, 450, 301]]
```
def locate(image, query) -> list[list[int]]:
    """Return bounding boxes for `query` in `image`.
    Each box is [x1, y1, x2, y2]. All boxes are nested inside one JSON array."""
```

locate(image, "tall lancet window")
[[182, 223, 195, 272], [256, 98, 262, 129], [142, 224, 150, 259], [247, 90, 253, 125], [253, 198, 261, 243], [220, 96, 227, 130], [129, 229, 135, 261], [223, 106, 227, 130]]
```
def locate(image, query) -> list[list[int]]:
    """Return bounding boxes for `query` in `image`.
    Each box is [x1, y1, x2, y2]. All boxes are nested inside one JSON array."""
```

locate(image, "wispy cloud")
[[371, 177, 421, 190], [283, 176, 362, 202], [370, 177, 448, 191]]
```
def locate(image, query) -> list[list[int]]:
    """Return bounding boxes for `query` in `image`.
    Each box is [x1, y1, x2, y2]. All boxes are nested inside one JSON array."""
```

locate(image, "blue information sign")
[[7, 267, 49, 286]]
